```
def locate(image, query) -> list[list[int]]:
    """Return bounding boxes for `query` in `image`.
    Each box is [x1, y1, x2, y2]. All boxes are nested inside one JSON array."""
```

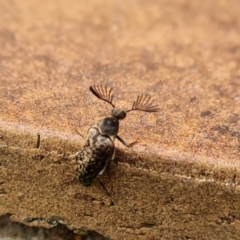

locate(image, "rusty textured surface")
[[1, 0, 240, 239]]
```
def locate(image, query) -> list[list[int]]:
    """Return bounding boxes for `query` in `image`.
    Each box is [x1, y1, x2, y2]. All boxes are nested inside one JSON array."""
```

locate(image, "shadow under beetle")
[[76, 85, 159, 186]]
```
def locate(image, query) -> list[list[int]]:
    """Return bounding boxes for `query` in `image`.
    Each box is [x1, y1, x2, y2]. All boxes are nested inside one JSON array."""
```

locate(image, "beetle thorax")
[[98, 117, 119, 136]]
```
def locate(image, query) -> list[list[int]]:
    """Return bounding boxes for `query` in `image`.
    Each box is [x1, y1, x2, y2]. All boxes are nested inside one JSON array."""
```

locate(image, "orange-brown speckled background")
[[1, 0, 240, 239]]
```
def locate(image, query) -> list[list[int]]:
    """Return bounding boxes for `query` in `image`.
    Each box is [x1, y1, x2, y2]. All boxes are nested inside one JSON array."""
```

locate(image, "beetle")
[[76, 85, 159, 186]]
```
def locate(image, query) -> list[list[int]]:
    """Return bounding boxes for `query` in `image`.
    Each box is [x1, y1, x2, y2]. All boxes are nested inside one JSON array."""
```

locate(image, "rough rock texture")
[[1, 0, 240, 239]]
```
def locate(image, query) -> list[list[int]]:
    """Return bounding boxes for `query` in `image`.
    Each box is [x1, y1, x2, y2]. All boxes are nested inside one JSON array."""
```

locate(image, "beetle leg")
[[99, 162, 108, 175], [36, 133, 41, 149], [111, 147, 116, 160], [99, 147, 116, 174], [116, 135, 138, 147], [74, 128, 85, 140]]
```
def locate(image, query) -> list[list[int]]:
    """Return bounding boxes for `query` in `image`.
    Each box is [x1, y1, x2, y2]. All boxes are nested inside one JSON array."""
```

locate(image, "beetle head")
[[111, 108, 126, 119]]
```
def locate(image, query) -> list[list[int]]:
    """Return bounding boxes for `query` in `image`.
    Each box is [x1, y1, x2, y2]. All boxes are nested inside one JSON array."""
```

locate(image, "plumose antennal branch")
[[90, 85, 115, 108], [127, 93, 160, 113]]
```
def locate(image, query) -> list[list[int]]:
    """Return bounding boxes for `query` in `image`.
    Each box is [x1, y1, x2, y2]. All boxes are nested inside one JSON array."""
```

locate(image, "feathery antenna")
[[90, 85, 115, 108], [127, 94, 160, 112]]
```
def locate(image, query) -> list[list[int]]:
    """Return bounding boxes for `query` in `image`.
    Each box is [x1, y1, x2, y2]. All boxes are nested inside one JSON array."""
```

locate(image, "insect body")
[[76, 85, 159, 186]]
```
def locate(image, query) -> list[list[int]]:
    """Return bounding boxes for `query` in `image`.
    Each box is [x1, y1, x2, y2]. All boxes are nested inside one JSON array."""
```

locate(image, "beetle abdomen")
[[76, 127, 114, 186]]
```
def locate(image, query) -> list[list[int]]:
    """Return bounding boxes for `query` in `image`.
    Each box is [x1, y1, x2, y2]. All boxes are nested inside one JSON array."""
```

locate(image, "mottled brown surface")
[[1, 0, 240, 239]]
